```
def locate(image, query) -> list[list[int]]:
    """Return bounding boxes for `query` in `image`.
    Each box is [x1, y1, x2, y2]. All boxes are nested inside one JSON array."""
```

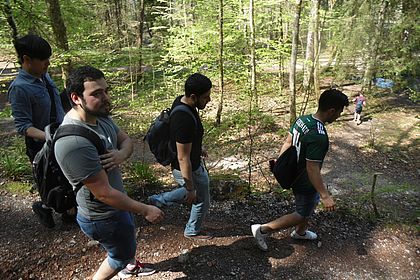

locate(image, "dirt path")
[[0, 94, 419, 279]]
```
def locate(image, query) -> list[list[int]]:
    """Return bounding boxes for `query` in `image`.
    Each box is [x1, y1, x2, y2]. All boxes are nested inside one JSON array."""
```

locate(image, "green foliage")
[[406, 87, 419, 103], [0, 181, 32, 195], [127, 161, 159, 187], [272, 186, 293, 198], [206, 109, 277, 143], [335, 171, 418, 226], [0, 136, 31, 180], [0, 105, 12, 119]]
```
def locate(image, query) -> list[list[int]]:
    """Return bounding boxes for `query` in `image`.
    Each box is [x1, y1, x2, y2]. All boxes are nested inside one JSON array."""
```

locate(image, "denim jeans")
[[294, 192, 320, 218], [77, 211, 136, 270], [150, 162, 210, 236]]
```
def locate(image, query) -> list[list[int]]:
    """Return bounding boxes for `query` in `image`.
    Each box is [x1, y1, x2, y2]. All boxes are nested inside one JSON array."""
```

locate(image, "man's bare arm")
[[83, 170, 164, 223], [176, 142, 196, 204], [279, 133, 293, 155], [306, 160, 336, 211]]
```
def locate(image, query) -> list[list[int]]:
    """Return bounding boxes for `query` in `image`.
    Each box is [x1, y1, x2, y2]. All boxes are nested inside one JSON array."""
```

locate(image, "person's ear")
[[70, 92, 82, 105], [328, 108, 336, 116], [22, 55, 31, 64], [190, 93, 198, 103]]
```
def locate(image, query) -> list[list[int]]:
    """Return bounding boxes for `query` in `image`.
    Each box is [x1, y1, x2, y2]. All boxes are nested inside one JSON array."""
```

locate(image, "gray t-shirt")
[[55, 115, 124, 220]]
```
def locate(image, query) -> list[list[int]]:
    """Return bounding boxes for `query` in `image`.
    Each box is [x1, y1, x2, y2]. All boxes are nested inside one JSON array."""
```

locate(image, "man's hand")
[[185, 189, 197, 204], [100, 149, 126, 171], [321, 194, 336, 211], [144, 205, 164, 223]]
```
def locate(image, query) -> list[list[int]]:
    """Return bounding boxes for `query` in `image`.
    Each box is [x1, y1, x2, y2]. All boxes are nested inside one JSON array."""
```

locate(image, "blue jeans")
[[149, 163, 210, 236], [77, 211, 136, 270]]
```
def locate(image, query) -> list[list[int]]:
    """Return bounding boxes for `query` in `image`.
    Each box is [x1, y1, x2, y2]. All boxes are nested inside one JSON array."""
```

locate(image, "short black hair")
[[14, 34, 52, 64], [318, 89, 349, 111], [66, 66, 105, 105], [185, 73, 212, 97]]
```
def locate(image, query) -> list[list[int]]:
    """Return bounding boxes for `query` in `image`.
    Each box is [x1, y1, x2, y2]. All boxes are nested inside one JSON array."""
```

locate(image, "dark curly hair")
[[65, 66, 105, 106]]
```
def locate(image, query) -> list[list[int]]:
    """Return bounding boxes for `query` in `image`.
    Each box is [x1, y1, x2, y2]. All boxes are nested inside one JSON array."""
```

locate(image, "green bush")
[[0, 105, 12, 119], [0, 181, 32, 195], [127, 161, 159, 187], [0, 136, 32, 180]]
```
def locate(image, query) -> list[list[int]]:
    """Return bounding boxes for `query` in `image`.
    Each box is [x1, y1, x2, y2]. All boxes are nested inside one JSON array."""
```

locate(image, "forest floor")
[[0, 83, 419, 280]]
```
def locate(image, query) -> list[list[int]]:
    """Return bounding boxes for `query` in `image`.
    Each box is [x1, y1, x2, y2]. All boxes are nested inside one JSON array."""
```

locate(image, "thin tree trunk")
[[238, 0, 247, 40], [362, 0, 388, 91], [215, 0, 224, 126], [313, 0, 321, 99], [135, 0, 145, 93], [303, 0, 318, 93], [325, 45, 337, 70], [3, 0, 18, 43], [278, 4, 284, 94], [183, 0, 188, 28], [44, 0, 71, 86], [125, 35, 134, 102], [114, 0, 123, 48], [322, 0, 338, 73], [301, 0, 318, 116], [289, 0, 303, 126], [249, 0, 257, 107]]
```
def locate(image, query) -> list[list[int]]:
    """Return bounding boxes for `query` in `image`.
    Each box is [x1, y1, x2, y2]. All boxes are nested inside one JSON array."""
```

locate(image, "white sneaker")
[[290, 229, 318, 240], [251, 224, 268, 251]]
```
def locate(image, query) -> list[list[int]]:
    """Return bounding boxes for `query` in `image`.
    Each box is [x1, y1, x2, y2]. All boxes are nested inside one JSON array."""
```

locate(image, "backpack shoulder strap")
[[170, 104, 198, 127], [53, 124, 107, 155], [44, 122, 61, 143], [52, 124, 107, 192]]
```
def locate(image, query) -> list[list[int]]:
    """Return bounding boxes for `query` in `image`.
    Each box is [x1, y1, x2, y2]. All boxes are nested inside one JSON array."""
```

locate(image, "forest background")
[[0, 0, 419, 279], [0, 0, 418, 210]]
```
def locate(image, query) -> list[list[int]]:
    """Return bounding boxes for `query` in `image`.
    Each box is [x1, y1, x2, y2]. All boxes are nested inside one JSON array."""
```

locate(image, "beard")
[[80, 100, 111, 118]]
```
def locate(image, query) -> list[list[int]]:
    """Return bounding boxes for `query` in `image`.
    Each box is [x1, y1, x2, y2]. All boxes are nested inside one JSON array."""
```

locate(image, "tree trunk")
[[300, 0, 319, 115], [238, 0, 248, 39], [3, 0, 18, 43], [313, 0, 321, 98], [362, 0, 388, 91], [303, 0, 319, 93], [215, 0, 224, 126], [278, 4, 284, 94], [135, 0, 145, 93], [44, 0, 71, 86], [321, 0, 338, 73], [289, 0, 303, 126], [249, 0, 257, 107], [114, 0, 123, 48]]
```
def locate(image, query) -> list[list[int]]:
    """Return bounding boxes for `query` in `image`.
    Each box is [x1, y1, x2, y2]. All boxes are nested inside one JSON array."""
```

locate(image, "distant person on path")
[[7, 34, 68, 228], [251, 89, 349, 251], [352, 92, 366, 125], [148, 73, 213, 240], [55, 66, 164, 279]]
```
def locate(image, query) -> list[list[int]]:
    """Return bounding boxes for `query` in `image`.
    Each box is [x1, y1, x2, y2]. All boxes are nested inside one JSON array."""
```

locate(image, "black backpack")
[[144, 104, 197, 166], [32, 123, 106, 213], [269, 145, 304, 189]]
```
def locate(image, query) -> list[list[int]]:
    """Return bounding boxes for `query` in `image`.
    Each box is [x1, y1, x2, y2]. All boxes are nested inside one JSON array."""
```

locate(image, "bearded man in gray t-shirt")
[[55, 66, 164, 280]]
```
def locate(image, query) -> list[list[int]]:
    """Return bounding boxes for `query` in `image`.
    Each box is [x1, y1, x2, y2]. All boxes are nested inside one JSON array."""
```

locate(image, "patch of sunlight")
[[208, 156, 248, 170]]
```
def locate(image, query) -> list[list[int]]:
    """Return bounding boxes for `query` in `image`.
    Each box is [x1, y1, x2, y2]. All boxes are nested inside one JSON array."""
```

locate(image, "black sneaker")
[[32, 202, 55, 228], [117, 260, 156, 278], [184, 231, 214, 240]]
